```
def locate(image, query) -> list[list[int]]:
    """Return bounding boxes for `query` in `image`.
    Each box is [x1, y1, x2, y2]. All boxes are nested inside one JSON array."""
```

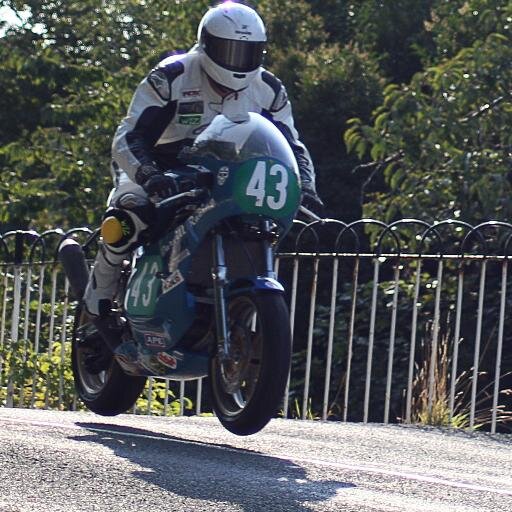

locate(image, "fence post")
[[283, 256, 299, 418], [44, 266, 59, 409], [0, 268, 9, 396], [449, 263, 465, 421], [363, 258, 381, 423], [58, 279, 70, 408], [302, 256, 319, 420], [491, 260, 508, 433], [343, 257, 359, 422], [427, 260, 444, 417], [406, 259, 422, 423], [6, 232, 26, 407], [322, 256, 339, 420], [384, 262, 401, 423], [470, 260, 487, 428]]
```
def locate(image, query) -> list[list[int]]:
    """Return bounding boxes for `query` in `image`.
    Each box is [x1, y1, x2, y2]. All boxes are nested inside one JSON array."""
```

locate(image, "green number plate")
[[125, 255, 163, 316], [233, 158, 300, 218]]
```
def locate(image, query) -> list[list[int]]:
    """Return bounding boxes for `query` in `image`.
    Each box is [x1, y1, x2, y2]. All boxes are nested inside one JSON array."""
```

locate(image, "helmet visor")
[[202, 30, 265, 73]]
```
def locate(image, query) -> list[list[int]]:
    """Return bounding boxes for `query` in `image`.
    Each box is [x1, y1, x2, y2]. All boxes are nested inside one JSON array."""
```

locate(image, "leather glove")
[[142, 174, 179, 204], [175, 169, 215, 193]]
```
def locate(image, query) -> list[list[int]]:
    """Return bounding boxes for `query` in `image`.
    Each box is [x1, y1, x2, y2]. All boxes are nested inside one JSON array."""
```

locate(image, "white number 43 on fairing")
[[246, 161, 288, 210]]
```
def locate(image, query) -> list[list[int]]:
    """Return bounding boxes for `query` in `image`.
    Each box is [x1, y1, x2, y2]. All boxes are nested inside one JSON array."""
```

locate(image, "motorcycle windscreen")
[[191, 112, 299, 174]]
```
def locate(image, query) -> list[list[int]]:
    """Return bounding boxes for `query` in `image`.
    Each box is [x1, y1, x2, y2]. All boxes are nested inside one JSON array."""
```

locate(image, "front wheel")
[[71, 306, 147, 416], [209, 291, 291, 435]]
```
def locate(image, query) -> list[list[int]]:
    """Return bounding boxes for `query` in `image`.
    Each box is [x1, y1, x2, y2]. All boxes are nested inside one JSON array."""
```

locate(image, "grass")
[[408, 324, 512, 431]]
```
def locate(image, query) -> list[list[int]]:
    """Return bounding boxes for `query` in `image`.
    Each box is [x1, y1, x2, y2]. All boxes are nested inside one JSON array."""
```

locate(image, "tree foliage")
[[2, 0, 512, 424], [0, 0, 510, 229], [0, 0, 208, 230], [346, 0, 512, 224]]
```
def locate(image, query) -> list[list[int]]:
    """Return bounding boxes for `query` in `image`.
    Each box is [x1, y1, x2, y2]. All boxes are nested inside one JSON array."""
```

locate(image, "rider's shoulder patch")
[[147, 61, 185, 102], [261, 70, 288, 112], [147, 69, 171, 101], [271, 87, 288, 112]]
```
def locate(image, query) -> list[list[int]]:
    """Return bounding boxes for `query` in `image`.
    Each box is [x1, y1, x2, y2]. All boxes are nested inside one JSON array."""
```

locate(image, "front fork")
[[211, 222, 275, 361], [212, 232, 230, 362]]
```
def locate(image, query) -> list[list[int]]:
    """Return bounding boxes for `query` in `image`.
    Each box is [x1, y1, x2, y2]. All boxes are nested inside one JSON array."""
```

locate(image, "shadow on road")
[[72, 422, 355, 511]]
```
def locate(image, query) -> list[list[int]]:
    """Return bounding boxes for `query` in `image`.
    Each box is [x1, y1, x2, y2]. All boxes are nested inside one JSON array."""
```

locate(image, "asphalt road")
[[0, 408, 510, 512]]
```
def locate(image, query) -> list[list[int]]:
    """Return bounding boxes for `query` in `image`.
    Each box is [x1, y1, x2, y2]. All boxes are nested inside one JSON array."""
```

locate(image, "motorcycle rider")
[[84, 1, 323, 319]]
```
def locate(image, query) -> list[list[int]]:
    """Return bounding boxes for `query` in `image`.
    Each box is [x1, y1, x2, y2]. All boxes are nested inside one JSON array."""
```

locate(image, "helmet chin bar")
[[204, 68, 250, 95]]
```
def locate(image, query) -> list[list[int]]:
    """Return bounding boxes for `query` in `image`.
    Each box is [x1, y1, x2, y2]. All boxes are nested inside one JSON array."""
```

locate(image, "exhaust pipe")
[[58, 239, 90, 300]]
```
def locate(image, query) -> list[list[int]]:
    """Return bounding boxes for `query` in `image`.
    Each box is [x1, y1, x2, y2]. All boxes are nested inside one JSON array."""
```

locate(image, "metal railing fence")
[[0, 220, 511, 432]]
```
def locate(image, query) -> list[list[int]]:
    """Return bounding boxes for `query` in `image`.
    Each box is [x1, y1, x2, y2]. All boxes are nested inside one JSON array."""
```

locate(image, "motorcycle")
[[59, 112, 301, 435]]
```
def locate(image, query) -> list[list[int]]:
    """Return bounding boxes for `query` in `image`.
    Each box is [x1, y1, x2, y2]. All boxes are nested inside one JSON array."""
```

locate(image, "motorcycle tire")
[[209, 291, 291, 435], [71, 306, 146, 416]]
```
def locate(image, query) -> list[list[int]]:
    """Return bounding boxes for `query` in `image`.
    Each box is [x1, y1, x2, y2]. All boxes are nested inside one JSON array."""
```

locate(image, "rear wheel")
[[209, 291, 291, 435], [71, 306, 146, 416]]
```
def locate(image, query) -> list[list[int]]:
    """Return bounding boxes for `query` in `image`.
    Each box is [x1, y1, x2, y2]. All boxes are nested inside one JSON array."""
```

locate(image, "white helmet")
[[197, 2, 267, 91]]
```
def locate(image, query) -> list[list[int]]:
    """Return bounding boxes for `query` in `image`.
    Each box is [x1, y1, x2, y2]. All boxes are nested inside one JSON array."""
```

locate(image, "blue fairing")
[[117, 113, 299, 378], [229, 276, 284, 294]]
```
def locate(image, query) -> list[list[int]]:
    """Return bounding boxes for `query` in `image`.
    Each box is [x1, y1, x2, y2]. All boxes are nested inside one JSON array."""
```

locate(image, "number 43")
[[246, 161, 288, 210]]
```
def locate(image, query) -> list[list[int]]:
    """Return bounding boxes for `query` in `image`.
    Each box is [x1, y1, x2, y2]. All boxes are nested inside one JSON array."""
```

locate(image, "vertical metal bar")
[[491, 260, 507, 434], [34, 265, 46, 354], [406, 259, 422, 423], [302, 257, 319, 420], [10, 265, 22, 344], [22, 267, 32, 341], [283, 256, 299, 418], [58, 279, 70, 408], [147, 377, 154, 415], [47, 268, 58, 354], [163, 379, 170, 416], [470, 260, 487, 428], [343, 257, 359, 422], [0, 268, 6, 391], [322, 257, 339, 420], [19, 265, 32, 408], [449, 265, 464, 420], [363, 258, 380, 423], [31, 265, 46, 408], [196, 377, 203, 415], [384, 263, 401, 424], [0, 268, 9, 348], [179, 380, 185, 416], [7, 265, 23, 408], [427, 260, 444, 415], [45, 267, 59, 409]]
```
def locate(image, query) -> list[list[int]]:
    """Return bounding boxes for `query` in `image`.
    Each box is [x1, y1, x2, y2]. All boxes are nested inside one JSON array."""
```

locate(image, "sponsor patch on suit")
[[178, 101, 204, 114], [178, 114, 202, 125]]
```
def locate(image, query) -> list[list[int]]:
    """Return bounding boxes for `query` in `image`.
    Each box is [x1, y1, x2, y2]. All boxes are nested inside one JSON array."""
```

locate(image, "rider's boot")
[[83, 244, 128, 371], [84, 244, 125, 317]]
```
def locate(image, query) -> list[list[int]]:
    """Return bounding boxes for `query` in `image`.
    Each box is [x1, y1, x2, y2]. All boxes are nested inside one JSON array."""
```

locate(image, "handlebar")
[[155, 188, 207, 209], [158, 196, 321, 220], [299, 205, 322, 222]]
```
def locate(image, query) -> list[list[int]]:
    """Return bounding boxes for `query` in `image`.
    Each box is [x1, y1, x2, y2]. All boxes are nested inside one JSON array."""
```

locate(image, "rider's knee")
[[101, 206, 147, 255]]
